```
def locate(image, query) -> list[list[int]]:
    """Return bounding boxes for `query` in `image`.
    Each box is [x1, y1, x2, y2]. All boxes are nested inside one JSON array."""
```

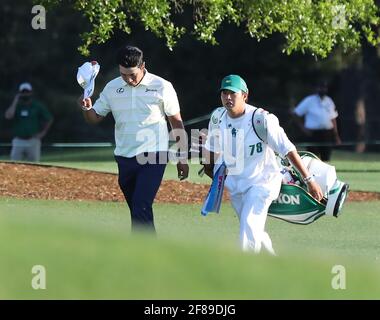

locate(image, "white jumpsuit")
[[205, 104, 296, 254]]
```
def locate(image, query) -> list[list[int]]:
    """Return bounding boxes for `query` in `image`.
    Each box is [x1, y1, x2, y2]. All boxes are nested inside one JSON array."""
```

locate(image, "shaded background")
[[1, 0, 380, 149]]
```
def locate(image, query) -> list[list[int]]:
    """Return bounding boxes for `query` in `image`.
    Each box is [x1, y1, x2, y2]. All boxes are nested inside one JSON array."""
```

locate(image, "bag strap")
[[210, 107, 227, 127], [251, 107, 268, 143], [219, 109, 226, 123]]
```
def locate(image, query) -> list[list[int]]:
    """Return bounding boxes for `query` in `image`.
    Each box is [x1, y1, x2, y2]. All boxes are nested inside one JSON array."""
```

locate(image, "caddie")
[[203, 74, 324, 254], [78, 45, 189, 232]]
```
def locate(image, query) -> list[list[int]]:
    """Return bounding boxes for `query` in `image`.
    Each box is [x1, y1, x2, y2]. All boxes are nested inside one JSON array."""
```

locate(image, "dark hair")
[[116, 45, 144, 68]]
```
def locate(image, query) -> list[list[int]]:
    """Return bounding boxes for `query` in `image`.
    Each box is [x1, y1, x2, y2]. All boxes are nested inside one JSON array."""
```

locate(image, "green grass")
[[330, 150, 380, 171], [1, 148, 380, 299], [40, 147, 118, 173], [336, 172, 380, 192], [0, 198, 380, 299], [2, 148, 380, 190], [39, 149, 380, 191]]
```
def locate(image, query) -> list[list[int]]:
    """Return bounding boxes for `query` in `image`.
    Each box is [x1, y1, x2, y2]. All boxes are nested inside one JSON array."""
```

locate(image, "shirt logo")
[[116, 87, 124, 94], [145, 88, 157, 93], [212, 116, 219, 124]]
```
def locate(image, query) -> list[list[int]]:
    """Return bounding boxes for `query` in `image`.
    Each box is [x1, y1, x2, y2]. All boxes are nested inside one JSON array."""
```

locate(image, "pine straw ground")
[[0, 162, 379, 203]]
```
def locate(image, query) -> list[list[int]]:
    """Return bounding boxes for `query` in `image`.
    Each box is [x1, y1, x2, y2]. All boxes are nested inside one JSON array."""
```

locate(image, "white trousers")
[[230, 187, 276, 255], [11, 137, 41, 162]]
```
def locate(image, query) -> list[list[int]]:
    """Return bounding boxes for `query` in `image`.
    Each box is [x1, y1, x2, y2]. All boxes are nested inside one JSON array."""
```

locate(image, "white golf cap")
[[19, 82, 33, 92], [77, 61, 100, 99]]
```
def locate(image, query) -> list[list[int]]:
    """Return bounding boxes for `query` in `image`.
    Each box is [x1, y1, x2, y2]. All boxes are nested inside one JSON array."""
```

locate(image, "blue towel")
[[201, 163, 227, 216]]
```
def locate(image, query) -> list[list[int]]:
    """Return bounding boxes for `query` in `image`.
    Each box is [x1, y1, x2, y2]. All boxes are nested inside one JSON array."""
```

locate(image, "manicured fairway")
[[0, 198, 379, 299]]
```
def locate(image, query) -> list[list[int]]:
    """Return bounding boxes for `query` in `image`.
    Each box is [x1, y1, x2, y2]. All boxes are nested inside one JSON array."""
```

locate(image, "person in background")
[[293, 81, 341, 161], [4, 82, 53, 162]]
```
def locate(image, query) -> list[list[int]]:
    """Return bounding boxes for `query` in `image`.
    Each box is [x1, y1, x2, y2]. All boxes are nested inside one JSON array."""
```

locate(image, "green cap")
[[220, 75, 248, 93]]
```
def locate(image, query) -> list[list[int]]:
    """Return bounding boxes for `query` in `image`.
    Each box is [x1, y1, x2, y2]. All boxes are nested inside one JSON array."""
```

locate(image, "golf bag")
[[252, 108, 349, 224], [268, 151, 349, 225]]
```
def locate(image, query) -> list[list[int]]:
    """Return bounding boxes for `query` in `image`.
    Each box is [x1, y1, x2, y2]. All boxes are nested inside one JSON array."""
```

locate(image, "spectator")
[[4, 82, 53, 162], [293, 81, 341, 161]]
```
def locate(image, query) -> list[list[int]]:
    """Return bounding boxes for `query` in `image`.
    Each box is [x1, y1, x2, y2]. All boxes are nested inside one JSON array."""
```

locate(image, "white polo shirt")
[[294, 94, 338, 130], [93, 70, 180, 157], [205, 104, 296, 196]]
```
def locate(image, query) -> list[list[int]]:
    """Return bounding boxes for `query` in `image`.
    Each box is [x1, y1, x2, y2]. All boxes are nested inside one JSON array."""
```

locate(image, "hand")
[[203, 164, 214, 179], [177, 162, 189, 181], [307, 180, 324, 201], [5, 93, 22, 119], [77, 94, 92, 110]]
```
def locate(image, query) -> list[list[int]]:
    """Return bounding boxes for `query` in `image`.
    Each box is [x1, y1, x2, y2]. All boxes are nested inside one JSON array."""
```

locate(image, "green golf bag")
[[268, 151, 349, 225]]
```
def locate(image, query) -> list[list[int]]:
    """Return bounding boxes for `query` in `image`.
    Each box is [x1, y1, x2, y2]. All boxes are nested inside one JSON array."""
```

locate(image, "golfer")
[[78, 45, 189, 232]]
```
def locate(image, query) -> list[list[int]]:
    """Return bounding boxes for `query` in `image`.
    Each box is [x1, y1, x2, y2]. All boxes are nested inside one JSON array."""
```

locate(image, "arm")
[[34, 118, 53, 139], [202, 150, 221, 179], [201, 111, 223, 179], [198, 130, 215, 179], [331, 118, 341, 145], [292, 97, 312, 136], [167, 113, 189, 180], [286, 150, 324, 201], [292, 112, 311, 136], [264, 112, 323, 201], [77, 95, 104, 125], [4, 93, 21, 119]]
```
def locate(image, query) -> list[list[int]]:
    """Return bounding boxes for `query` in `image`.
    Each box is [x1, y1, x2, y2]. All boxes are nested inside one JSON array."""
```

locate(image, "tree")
[[39, 0, 380, 57]]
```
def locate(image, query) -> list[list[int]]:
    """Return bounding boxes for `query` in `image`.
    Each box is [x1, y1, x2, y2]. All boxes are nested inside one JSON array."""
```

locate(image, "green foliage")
[[74, 0, 130, 56], [223, 0, 380, 57], [38, 0, 380, 57], [190, 0, 239, 44]]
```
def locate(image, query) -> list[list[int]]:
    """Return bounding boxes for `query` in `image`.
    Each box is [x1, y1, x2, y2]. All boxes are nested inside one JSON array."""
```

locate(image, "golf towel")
[[201, 162, 227, 216]]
